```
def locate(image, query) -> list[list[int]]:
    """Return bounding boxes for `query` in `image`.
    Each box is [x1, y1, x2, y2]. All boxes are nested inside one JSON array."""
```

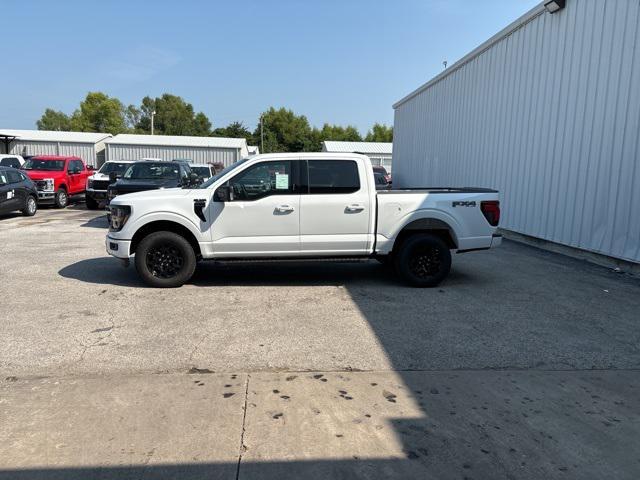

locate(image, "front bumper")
[[106, 235, 131, 259], [37, 191, 55, 202], [86, 189, 108, 201]]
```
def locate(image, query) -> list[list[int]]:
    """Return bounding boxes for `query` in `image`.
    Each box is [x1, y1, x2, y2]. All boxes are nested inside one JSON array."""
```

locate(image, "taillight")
[[481, 201, 500, 226]]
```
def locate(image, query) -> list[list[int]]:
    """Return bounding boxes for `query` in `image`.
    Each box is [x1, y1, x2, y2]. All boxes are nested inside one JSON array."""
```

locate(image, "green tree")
[[254, 107, 315, 153], [308, 123, 362, 150], [212, 121, 253, 142], [134, 94, 212, 136], [36, 109, 71, 131], [69, 92, 128, 134], [365, 123, 393, 142]]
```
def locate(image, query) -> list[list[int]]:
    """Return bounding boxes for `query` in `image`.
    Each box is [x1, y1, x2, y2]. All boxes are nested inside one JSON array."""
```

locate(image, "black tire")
[[394, 233, 452, 287], [134, 231, 196, 288], [54, 188, 68, 208], [85, 195, 99, 210], [22, 195, 37, 216]]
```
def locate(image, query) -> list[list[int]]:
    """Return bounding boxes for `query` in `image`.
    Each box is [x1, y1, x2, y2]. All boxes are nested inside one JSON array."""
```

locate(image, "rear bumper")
[[106, 235, 131, 259]]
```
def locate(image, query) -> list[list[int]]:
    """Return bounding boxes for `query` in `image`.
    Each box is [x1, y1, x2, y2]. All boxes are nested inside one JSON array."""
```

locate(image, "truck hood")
[[23, 170, 65, 180], [89, 172, 109, 181], [111, 187, 193, 203]]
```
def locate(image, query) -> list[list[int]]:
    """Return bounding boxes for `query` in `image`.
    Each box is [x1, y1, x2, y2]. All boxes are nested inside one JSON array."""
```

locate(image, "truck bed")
[[378, 187, 498, 194]]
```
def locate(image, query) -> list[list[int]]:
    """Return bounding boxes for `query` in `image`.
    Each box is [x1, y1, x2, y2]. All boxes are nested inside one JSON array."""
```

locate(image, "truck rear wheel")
[[135, 231, 196, 288], [22, 195, 37, 216], [394, 233, 451, 287]]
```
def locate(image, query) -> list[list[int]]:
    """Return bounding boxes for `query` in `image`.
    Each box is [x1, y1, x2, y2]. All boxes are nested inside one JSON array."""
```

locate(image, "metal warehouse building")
[[322, 141, 393, 172], [0, 129, 112, 167], [393, 0, 640, 265], [105, 134, 249, 167]]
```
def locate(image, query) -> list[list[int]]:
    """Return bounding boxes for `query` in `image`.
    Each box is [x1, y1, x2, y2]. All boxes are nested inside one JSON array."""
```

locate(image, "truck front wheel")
[[135, 231, 196, 288], [54, 188, 68, 208], [85, 195, 99, 210], [394, 233, 451, 287]]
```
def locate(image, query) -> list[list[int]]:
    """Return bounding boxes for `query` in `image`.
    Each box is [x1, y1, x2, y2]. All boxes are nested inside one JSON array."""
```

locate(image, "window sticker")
[[275, 173, 289, 190]]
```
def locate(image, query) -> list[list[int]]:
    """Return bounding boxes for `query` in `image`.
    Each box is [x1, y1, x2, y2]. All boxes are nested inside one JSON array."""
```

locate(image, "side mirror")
[[87, 165, 95, 171], [109, 171, 119, 183], [189, 172, 200, 186], [214, 185, 231, 202]]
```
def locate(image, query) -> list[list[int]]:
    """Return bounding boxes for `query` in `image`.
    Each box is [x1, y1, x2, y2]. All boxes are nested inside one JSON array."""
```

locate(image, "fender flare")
[[129, 211, 207, 243]]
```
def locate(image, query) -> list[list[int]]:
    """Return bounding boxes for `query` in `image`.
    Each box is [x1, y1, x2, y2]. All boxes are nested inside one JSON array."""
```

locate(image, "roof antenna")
[[443, 60, 448, 69]]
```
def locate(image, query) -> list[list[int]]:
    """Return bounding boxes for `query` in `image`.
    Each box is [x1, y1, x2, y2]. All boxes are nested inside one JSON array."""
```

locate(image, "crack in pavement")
[[235, 374, 250, 480], [76, 316, 117, 363]]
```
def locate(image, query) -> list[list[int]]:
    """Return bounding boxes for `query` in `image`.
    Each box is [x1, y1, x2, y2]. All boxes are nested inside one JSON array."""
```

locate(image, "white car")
[[85, 160, 135, 209], [106, 153, 502, 288], [0, 154, 25, 169], [188, 163, 215, 183]]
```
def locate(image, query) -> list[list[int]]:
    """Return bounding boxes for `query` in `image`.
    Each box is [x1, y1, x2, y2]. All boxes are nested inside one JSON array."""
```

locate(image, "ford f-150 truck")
[[106, 153, 501, 288], [22, 155, 92, 208]]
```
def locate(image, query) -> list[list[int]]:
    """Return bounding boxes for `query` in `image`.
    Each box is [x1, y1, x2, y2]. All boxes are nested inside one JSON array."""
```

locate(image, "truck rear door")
[[299, 158, 373, 255]]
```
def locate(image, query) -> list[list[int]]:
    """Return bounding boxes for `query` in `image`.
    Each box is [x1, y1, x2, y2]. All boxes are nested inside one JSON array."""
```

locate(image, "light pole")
[[260, 114, 264, 153], [151, 111, 156, 135]]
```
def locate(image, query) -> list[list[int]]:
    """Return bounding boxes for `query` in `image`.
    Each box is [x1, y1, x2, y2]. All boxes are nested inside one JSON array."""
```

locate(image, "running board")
[[206, 256, 373, 264]]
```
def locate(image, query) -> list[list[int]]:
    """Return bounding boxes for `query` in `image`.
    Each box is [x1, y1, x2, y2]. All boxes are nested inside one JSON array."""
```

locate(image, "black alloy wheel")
[[395, 233, 452, 287], [135, 231, 197, 288]]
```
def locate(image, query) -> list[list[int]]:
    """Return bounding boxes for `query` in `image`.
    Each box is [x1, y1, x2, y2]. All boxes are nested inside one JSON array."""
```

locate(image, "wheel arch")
[[391, 217, 459, 254], [130, 220, 202, 258]]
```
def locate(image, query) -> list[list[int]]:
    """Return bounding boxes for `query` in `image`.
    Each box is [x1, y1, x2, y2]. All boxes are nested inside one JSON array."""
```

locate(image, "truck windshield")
[[123, 163, 180, 180], [22, 159, 65, 171], [190, 166, 212, 178], [198, 159, 248, 188], [99, 162, 132, 175]]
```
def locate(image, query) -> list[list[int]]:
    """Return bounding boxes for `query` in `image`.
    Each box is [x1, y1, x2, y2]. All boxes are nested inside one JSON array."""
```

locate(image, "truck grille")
[[92, 180, 110, 191]]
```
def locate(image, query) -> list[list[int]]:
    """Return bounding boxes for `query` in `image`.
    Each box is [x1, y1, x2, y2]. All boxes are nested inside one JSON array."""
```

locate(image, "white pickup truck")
[[106, 153, 501, 287]]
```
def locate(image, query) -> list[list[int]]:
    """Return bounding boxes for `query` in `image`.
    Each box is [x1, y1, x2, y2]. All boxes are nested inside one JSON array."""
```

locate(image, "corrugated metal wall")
[[393, 0, 640, 264], [5, 141, 100, 166], [105, 144, 240, 167]]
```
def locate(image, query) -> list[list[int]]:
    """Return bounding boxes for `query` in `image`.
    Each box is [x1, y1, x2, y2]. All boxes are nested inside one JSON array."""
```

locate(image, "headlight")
[[109, 205, 131, 232], [44, 178, 55, 191], [87, 179, 94, 189]]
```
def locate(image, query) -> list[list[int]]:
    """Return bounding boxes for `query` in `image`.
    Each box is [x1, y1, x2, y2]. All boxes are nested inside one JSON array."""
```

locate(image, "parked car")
[[0, 154, 25, 169], [85, 160, 135, 210], [188, 163, 215, 183], [107, 160, 197, 203], [106, 153, 502, 288], [374, 171, 391, 190], [21, 155, 92, 208], [372, 165, 391, 184], [0, 166, 38, 216]]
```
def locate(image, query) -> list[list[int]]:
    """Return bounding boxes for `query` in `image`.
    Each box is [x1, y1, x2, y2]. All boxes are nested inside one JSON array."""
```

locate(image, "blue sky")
[[1, 0, 539, 134]]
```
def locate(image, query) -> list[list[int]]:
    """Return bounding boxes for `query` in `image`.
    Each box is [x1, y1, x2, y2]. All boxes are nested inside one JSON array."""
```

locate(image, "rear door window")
[[308, 160, 360, 194]]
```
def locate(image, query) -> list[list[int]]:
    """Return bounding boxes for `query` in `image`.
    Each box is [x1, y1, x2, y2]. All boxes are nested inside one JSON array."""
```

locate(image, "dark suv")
[[107, 160, 197, 203], [0, 166, 38, 216]]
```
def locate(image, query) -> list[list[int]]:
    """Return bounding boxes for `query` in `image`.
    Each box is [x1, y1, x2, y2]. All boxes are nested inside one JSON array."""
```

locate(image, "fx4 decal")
[[452, 201, 477, 207]]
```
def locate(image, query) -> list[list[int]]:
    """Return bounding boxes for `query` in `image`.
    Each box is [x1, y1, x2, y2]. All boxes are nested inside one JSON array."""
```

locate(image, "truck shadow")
[[58, 257, 477, 289]]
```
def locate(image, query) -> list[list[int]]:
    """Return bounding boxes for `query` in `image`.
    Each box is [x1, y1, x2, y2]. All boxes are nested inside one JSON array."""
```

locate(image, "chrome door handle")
[[345, 204, 365, 212], [275, 205, 295, 213]]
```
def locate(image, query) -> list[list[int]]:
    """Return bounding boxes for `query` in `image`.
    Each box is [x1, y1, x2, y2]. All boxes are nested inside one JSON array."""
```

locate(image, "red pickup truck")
[[22, 155, 92, 208]]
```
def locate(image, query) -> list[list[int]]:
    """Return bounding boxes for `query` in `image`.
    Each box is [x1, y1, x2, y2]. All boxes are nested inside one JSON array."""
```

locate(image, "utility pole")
[[151, 111, 156, 135], [260, 114, 264, 153]]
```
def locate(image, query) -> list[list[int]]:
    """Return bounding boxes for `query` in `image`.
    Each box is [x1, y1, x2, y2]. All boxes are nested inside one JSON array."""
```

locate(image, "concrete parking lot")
[[1, 207, 640, 479]]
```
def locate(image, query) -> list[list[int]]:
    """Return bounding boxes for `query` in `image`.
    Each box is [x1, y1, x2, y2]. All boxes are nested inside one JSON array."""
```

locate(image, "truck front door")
[[210, 159, 300, 256]]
